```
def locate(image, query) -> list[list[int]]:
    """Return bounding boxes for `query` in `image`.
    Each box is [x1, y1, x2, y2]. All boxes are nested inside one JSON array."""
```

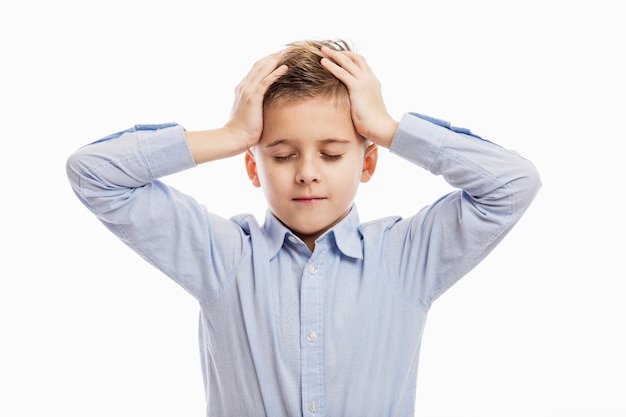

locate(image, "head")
[[245, 39, 378, 249]]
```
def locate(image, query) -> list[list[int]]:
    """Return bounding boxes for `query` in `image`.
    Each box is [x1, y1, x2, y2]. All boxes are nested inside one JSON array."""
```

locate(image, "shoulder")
[[230, 213, 262, 235], [358, 215, 403, 237]]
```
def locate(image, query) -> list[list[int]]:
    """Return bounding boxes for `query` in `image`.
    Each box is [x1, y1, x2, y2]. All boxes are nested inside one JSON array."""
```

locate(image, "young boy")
[[67, 39, 541, 416]]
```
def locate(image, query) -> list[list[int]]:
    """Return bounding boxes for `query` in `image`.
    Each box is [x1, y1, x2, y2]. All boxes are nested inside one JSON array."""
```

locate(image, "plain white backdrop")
[[1, 0, 624, 416]]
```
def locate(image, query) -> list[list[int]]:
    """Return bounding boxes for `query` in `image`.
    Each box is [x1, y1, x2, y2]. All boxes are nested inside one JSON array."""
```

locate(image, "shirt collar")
[[263, 206, 364, 260]]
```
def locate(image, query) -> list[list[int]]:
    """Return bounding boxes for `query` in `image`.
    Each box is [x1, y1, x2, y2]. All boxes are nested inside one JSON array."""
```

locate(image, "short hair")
[[263, 39, 353, 109]]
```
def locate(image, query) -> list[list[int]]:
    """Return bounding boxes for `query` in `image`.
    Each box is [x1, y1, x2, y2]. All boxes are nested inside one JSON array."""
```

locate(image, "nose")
[[295, 156, 320, 184]]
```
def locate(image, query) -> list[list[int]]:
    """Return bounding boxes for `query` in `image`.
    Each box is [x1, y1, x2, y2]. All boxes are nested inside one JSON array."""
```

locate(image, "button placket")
[[301, 257, 324, 416]]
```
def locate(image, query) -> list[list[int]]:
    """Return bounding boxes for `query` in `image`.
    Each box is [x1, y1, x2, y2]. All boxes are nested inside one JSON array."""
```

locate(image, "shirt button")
[[308, 264, 318, 274], [308, 402, 319, 413], [288, 235, 298, 243], [306, 331, 317, 342]]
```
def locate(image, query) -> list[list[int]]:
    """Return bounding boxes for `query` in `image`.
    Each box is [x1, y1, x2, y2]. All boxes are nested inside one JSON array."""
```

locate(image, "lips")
[[293, 196, 326, 203]]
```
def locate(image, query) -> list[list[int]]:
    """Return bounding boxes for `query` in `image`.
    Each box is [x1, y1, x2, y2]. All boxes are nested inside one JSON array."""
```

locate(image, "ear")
[[360, 143, 378, 183], [245, 149, 262, 188]]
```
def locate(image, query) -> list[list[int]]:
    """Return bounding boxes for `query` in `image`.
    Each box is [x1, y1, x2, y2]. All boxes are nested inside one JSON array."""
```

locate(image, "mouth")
[[292, 196, 327, 204]]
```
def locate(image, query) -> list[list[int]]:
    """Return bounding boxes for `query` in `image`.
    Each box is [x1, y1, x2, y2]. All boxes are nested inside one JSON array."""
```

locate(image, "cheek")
[[340, 158, 366, 184], [257, 164, 289, 192]]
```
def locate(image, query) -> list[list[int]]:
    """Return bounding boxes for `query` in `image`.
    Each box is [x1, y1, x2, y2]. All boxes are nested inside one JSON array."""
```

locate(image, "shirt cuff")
[[389, 113, 446, 172], [135, 124, 197, 179]]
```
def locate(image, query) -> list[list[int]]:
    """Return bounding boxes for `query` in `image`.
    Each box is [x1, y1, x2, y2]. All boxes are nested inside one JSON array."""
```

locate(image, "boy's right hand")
[[225, 51, 288, 150], [185, 51, 286, 164]]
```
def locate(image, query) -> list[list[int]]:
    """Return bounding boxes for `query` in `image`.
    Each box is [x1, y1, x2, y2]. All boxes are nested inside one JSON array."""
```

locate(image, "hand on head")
[[225, 51, 288, 150], [227, 40, 398, 152], [319, 45, 398, 148]]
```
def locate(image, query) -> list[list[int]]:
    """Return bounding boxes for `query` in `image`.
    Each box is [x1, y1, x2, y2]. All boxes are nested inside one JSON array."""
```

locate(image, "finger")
[[320, 45, 364, 75], [239, 50, 286, 91], [246, 51, 284, 85], [257, 64, 288, 93], [320, 56, 355, 87]]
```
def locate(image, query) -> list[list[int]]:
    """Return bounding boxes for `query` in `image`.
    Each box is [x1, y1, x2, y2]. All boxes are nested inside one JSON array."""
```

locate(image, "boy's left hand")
[[320, 45, 398, 148]]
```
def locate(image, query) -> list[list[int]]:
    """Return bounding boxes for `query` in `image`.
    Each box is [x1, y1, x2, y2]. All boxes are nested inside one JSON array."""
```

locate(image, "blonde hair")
[[263, 39, 353, 109]]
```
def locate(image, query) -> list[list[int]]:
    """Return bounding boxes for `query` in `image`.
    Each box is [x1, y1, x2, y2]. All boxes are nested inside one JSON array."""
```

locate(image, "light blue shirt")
[[67, 112, 541, 417]]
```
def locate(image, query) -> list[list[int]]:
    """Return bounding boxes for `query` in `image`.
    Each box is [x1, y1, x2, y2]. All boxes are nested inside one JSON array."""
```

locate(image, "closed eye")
[[273, 154, 296, 162], [272, 153, 343, 162], [321, 153, 343, 161]]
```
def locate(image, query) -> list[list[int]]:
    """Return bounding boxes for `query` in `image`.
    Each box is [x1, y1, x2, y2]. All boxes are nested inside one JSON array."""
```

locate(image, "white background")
[[1, 0, 624, 416]]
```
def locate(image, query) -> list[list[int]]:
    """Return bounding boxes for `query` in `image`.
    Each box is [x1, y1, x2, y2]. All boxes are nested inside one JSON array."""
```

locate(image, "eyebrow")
[[265, 138, 351, 148]]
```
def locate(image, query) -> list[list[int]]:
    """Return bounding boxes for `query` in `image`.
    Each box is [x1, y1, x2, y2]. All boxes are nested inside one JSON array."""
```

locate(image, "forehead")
[[260, 98, 360, 146]]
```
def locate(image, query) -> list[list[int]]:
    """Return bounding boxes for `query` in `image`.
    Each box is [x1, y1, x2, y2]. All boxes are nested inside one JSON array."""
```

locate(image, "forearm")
[[66, 124, 194, 212], [390, 113, 541, 216], [184, 126, 251, 164], [66, 124, 192, 215]]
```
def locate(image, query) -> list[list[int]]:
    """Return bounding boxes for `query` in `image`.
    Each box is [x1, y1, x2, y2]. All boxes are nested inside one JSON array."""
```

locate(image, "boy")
[[66, 39, 541, 416]]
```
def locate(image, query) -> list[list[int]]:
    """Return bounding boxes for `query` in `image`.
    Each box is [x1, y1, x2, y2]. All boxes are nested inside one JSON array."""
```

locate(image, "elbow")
[[512, 160, 542, 215], [65, 145, 97, 193], [524, 160, 542, 197], [65, 147, 98, 210], [65, 150, 84, 194]]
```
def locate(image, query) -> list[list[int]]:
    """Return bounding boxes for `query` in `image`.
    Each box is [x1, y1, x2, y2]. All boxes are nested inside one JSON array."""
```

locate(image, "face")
[[246, 98, 378, 248]]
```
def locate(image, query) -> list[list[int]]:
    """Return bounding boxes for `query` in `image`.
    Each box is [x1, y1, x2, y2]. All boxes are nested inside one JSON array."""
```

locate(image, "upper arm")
[[66, 125, 249, 302]]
